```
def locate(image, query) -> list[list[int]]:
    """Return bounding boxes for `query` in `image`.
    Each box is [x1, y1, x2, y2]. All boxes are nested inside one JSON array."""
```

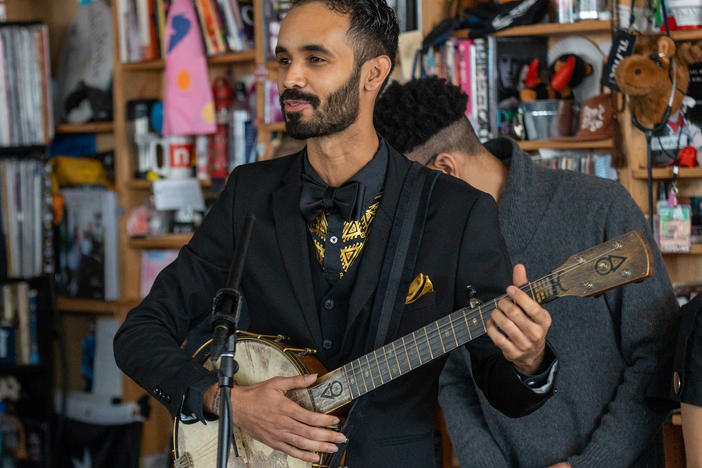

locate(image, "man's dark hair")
[[291, 0, 399, 74], [374, 76, 484, 164]]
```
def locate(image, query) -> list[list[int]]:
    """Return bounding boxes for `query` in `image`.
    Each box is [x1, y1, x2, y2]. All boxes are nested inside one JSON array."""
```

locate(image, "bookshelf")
[[631, 167, 702, 180], [126, 178, 213, 190], [55, 122, 115, 134], [127, 234, 193, 250], [55, 297, 128, 315], [662, 244, 702, 256], [452, 19, 612, 38], [517, 138, 613, 151], [122, 49, 256, 71]]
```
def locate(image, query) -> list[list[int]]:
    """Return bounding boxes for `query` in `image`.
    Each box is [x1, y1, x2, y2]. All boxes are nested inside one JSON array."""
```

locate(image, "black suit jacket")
[[114, 145, 550, 467]]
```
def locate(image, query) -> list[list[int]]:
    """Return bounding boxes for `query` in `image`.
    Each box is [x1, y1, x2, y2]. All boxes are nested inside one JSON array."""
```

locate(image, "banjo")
[[174, 230, 655, 468]]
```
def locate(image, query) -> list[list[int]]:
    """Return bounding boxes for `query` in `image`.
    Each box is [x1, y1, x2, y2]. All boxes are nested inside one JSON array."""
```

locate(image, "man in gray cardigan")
[[374, 77, 679, 467]]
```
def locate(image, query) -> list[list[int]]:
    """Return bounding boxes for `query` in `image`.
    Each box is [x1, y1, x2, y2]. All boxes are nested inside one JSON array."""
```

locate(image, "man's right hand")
[[204, 374, 346, 464]]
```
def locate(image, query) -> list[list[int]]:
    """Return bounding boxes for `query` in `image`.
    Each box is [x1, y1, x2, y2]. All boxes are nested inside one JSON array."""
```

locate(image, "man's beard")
[[280, 66, 361, 140]]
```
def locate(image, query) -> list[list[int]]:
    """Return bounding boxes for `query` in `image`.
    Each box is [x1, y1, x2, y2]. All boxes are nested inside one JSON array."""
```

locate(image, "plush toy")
[[614, 36, 702, 129], [520, 54, 593, 102]]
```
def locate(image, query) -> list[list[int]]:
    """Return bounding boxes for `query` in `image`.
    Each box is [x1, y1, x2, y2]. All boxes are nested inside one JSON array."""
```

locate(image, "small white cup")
[[149, 136, 195, 179]]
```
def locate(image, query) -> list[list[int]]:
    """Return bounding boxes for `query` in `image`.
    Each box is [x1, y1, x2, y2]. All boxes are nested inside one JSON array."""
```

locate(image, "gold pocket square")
[[405, 273, 434, 304]]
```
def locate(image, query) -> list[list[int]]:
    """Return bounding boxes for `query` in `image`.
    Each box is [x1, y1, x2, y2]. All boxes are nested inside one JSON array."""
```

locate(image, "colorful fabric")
[[308, 192, 382, 279], [162, 0, 216, 136]]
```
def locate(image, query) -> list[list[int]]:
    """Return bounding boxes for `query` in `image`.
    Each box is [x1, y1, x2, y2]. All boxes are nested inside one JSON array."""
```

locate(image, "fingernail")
[[308, 373, 317, 380], [507, 286, 516, 295], [332, 417, 340, 425], [336, 434, 347, 443], [329, 445, 339, 453]]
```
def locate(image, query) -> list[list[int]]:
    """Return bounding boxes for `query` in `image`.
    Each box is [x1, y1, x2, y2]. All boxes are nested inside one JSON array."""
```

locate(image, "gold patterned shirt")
[[302, 140, 388, 283]]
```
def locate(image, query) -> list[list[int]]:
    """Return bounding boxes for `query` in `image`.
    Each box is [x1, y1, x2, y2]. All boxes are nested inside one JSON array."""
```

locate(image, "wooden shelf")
[[207, 49, 256, 65], [122, 49, 256, 71], [128, 234, 192, 249], [517, 138, 613, 151], [56, 297, 122, 315], [671, 29, 702, 41], [453, 20, 611, 38], [55, 122, 114, 134], [662, 244, 702, 256], [631, 167, 702, 179], [126, 178, 213, 189], [260, 122, 286, 132]]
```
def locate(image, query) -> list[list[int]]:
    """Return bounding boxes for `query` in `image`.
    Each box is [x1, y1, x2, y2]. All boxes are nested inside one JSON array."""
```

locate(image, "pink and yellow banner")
[[162, 0, 216, 136]]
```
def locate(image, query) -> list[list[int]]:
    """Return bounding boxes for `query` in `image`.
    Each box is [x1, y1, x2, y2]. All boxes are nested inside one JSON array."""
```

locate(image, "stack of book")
[[117, 0, 254, 62], [262, 0, 292, 60], [0, 282, 40, 366], [422, 37, 548, 142], [0, 159, 50, 280], [0, 23, 53, 147], [56, 188, 119, 301], [532, 152, 618, 180], [264, 80, 283, 124]]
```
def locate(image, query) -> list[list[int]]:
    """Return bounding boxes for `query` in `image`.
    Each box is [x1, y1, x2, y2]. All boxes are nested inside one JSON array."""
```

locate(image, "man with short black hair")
[[115, 3, 556, 466], [374, 76, 679, 468]]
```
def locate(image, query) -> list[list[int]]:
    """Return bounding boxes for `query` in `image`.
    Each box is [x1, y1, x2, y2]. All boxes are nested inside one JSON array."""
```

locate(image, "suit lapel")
[[271, 152, 323, 349], [345, 149, 411, 337]]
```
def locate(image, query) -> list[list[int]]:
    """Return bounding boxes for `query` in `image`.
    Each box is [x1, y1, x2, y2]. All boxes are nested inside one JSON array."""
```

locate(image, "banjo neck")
[[301, 230, 653, 414]]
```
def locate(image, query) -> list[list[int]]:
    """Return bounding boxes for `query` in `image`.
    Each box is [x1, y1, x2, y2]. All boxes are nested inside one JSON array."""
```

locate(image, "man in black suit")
[[114, 1, 556, 466]]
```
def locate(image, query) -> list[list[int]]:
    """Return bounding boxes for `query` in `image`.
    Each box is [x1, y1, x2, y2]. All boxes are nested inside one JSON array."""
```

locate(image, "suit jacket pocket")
[[403, 291, 436, 314]]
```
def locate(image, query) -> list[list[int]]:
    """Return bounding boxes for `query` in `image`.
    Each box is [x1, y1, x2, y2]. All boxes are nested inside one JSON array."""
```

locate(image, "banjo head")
[[175, 337, 317, 468]]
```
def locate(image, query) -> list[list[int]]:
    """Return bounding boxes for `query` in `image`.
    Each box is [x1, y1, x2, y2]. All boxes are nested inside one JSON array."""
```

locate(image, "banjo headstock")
[[553, 231, 654, 298]]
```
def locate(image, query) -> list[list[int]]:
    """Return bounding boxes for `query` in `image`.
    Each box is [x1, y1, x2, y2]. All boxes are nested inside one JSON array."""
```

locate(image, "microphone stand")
[[210, 214, 256, 468]]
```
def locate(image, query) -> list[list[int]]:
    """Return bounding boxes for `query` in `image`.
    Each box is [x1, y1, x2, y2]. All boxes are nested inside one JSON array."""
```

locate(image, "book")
[[264, 80, 283, 124], [136, 0, 157, 60], [194, 0, 225, 55], [263, 0, 291, 60], [27, 288, 39, 365], [58, 188, 119, 301], [0, 159, 46, 279], [229, 0, 253, 49], [117, 0, 130, 62], [472, 38, 490, 142], [216, 0, 244, 51], [0, 31, 8, 146], [469, 42, 478, 126], [490, 36, 547, 138], [15, 282, 29, 365], [0, 24, 52, 146], [236, 0, 255, 49], [140, 250, 178, 298]]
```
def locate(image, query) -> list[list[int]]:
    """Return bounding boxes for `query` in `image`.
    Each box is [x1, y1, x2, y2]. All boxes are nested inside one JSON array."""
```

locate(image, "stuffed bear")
[[614, 36, 702, 129]]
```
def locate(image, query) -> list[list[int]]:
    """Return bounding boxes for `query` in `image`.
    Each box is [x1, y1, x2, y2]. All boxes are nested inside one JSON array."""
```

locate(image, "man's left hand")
[[486, 264, 551, 375]]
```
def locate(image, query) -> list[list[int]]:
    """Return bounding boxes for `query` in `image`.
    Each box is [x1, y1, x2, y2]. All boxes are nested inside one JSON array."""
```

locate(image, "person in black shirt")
[[114, 1, 555, 465]]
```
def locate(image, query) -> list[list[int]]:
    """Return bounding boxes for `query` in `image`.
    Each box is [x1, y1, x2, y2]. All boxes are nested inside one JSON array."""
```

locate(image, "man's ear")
[[363, 55, 392, 92], [432, 153, 460, 177]]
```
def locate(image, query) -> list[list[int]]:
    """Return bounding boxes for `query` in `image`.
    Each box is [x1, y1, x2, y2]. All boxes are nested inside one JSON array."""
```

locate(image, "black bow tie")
[[300, 173, 364, 223]]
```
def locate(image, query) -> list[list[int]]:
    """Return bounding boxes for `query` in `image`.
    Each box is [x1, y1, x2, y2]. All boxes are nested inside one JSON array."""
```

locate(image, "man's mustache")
[[280, 89, 321, 110]]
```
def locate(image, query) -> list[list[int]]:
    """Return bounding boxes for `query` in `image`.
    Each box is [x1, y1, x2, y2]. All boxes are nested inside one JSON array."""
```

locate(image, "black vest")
[[309, 239, 363, 369]]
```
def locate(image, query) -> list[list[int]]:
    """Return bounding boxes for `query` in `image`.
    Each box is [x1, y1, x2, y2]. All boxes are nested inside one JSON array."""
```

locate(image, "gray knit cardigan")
[[439, 138, 680, 468]]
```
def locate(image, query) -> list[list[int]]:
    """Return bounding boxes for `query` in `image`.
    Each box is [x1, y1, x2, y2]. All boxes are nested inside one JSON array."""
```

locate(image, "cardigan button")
[[674, 371, 682, 395]]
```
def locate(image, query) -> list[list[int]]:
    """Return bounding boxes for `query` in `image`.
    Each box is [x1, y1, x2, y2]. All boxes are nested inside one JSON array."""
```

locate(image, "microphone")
[[209, 214, 256, 366]]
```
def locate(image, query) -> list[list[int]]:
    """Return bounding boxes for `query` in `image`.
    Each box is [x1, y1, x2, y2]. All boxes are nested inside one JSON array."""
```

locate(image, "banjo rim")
[[172, 334, 317, 460]]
